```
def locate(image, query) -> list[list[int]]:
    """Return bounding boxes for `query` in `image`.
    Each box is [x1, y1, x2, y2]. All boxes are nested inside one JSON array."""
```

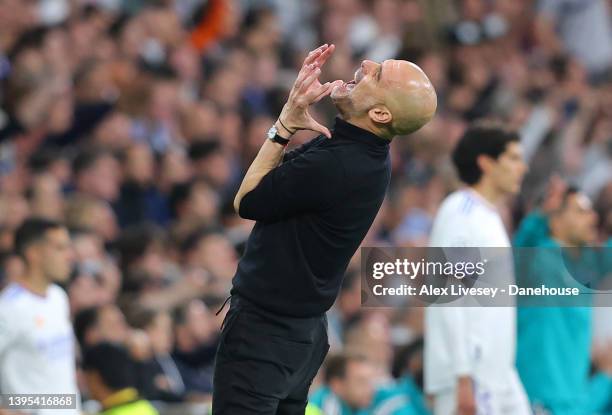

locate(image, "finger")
[[299, 67, 321, 92], [313, 44, 335, 67], [309, 118, 332, 139], [307, 44, 327, 59], [311, 82, 333, 103], [304, 44, 328, 65], [311, 80, 342, 101], [294, 64, 317, 90], [303, 49, 323, 67], [311, 82, 330, 102]]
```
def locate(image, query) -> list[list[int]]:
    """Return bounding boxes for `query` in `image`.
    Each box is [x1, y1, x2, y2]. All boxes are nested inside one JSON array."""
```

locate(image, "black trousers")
[[212, 294, 330, 414]]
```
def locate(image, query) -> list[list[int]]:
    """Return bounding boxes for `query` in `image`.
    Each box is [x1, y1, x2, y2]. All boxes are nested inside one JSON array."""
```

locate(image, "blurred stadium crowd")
[[0, 0, 611, 414]]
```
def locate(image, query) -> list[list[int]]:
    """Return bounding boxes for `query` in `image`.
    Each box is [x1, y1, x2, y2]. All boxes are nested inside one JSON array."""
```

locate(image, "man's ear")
[[368, 106, 392, 126], [23, 244, 38, 266], [476, 154, 494, 176]]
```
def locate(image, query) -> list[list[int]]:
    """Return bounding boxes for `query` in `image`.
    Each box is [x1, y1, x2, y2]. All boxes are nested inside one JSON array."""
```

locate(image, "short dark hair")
[[73, 306, 100, 348], [168, 178, 214, 218], [180, 226, 223, 255], [391, 337, 424, 378], [28, 148, 66, 174], [188, 140, 221, 162], [452, 122, 519, 185], [72, 148, 113, 176], [127, 306, 158, 330], [168, 181, 192, 218], [172, 303, 189, 326], [550, 186, 581, 216], [14, 218, 64, 259], [324, 353, 368, 384], [82, 342, 136, 391], [115, 223, 163, 272]]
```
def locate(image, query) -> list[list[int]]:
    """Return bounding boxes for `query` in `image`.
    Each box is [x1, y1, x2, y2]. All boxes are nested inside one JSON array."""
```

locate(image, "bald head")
[[331, 59, 437, 138], [379, 60, 437, 134]]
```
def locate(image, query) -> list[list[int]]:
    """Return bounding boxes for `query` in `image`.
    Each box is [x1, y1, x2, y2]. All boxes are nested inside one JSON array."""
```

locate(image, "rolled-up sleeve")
[[239, 148, 345, 223]]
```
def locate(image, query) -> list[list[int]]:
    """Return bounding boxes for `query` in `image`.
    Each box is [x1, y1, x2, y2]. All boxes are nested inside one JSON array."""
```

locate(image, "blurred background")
[[0, 0, 610, 414]]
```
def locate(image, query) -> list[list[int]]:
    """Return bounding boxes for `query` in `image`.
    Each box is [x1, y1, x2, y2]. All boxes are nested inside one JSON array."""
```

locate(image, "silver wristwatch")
[[267, 124, 290, 146]]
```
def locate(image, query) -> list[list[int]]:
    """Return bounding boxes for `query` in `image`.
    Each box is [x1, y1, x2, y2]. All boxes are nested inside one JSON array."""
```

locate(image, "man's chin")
[[330, 87, 350, 105], [53, 273, 71, 283], [507, 184, 521, 196]]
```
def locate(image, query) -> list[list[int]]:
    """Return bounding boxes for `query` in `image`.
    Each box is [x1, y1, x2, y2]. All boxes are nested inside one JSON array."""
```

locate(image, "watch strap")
[[270, 134, 290, 146]]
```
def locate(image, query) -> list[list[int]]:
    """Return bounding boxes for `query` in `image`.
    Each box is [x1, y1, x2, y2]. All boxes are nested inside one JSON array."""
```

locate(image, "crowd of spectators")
[[0, 0, 610, 413]]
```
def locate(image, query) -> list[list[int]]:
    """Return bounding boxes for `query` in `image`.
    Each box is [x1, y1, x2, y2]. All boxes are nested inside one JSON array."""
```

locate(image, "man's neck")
[[470, 181, 504, 206], [343, 116, 393, 141], [18, 269, 50, 297]]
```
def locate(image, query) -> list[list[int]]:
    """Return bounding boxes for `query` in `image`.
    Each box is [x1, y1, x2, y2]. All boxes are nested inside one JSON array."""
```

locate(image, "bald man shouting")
[[212, 44, 437, 415]]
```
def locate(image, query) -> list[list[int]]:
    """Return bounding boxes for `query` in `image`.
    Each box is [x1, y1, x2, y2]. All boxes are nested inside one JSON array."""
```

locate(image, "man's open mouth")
[[339, 69, 362, 90]]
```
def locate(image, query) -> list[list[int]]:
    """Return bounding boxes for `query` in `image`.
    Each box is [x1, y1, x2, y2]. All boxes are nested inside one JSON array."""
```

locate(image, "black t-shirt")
[[232, 117, 391, 317]]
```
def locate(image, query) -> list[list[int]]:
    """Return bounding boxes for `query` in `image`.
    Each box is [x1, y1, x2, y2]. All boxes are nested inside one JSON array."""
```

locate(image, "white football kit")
[[424, 189, 530, 415], [0, 282, 79, 415]]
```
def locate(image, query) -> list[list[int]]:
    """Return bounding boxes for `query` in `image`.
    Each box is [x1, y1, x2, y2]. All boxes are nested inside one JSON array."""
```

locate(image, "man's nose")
[[361, 60, 377, 74]]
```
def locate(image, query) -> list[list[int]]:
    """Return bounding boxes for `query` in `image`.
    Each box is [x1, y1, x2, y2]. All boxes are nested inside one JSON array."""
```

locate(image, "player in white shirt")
[[0, 219, 78, 415], [424, 123, 531, 415]]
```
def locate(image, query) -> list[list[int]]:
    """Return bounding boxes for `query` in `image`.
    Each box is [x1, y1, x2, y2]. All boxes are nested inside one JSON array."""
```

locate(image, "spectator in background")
[[180, 227, 237, 296], [392, 338, 431, 415], [72, 148, 121, 203], [327, 270, 363, 351], [70, 228, 121, 309], [130, 308, 185, 403], [82, 342, 159, 415], [27, 148, 73, 189], [516, 188, 612, 413], [171, 299, 218, 398], [0, 219, 78, 415], [65, 195, 119, 244], [310, 353, 376, 414], [169, 179, 220, 241], [188, 139, 236, 204], [26, 172, 64, 220], [115, 224, 170, 294], [343, 313, 425, 414], [74, 304, 130, 349], [535, 0, 612, 81], [115, 223, 210, 312], [115, 143, 170, 227], [309, 343, 429, 414], [158, 145, 192, 193]]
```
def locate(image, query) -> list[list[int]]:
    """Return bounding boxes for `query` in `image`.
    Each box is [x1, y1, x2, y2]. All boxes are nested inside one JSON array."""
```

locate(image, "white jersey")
[[424, 189, 518, 393], [0, 282, 79, 415]]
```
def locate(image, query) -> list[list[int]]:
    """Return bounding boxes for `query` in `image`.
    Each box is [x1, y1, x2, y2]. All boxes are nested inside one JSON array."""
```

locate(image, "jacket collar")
[[332, 117, 392, 148]]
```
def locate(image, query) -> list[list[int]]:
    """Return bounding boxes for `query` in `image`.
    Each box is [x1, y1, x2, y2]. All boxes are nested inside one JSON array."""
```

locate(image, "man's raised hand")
[[277, 44, 341, 139]]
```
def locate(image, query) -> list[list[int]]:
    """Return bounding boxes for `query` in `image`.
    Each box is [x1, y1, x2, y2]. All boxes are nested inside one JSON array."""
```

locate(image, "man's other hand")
[[457, 376, 477, 415]]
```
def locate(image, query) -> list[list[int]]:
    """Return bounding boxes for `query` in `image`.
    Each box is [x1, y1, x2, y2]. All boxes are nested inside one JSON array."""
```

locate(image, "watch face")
[[267, 125, 278, 139]]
